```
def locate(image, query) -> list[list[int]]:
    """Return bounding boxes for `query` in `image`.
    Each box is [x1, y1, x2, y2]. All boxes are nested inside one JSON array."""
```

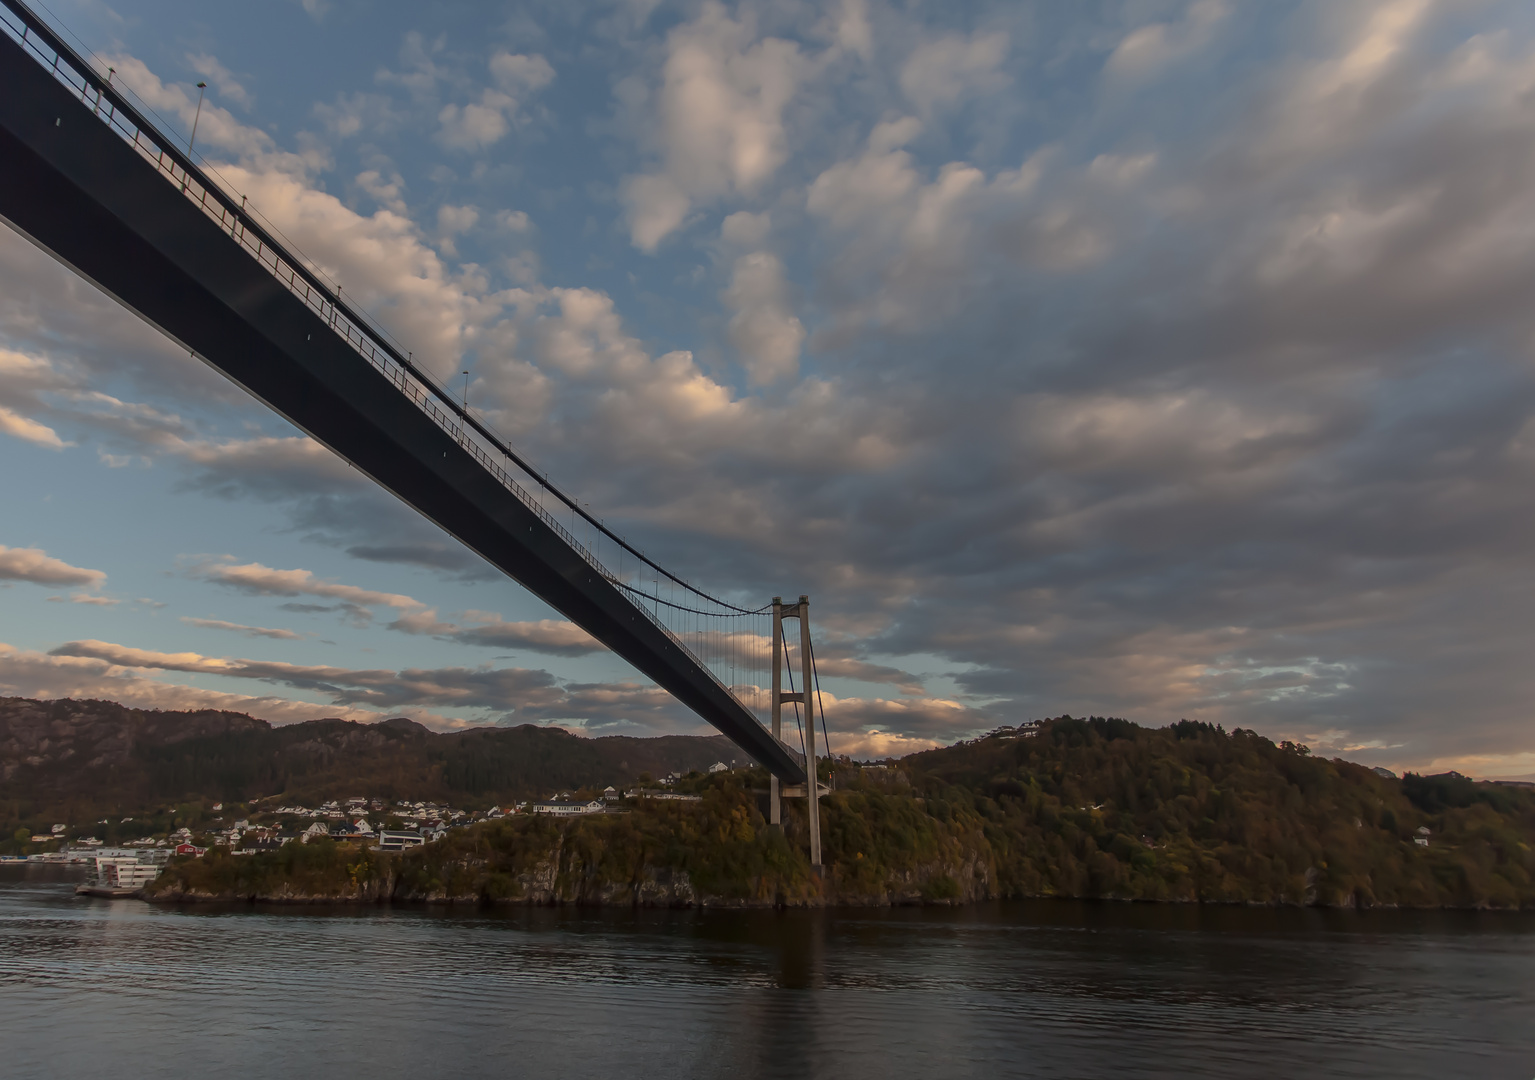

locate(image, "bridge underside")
[[0, 30, 805, 784]]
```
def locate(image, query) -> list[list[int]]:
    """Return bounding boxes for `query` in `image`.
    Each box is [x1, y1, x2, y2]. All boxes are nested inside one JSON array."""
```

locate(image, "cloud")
[[0, 641, 459, 728], [899, 30, 1009, 114], [386, 608, 603, 656], [818, 690, 989, 741], [437, 91, 518, 150], [723, 251, 803, 384], [436, 51, 553, 150], [1104, 1, 1228, 81], [180, 617, 304, 641], [35, 638, 690, 730], [193, 560, 424, 625], [490, 51, 555, 93], [97, 55, 309, 170], [47, 638, 563, 712], [0, 546, 106, 588], [811, 655, 928, 696], [621, 2, 803, 250], [445, 614, 604, 656], [829, 729, 941, 761], [48, 594, 119, 607], [0, 404, 67, 449], [828, 0, 873, 62], [186, 53, 253, 110], [345, 542, 486, 575]]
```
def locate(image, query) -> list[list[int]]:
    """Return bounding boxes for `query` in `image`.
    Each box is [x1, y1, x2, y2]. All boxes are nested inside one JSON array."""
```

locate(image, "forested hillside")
[[150, 717, 1535, 910], [895, 717, 1535, 907]]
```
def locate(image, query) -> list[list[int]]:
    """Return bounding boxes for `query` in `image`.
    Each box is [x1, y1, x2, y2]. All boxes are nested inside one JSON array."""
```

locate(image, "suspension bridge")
[[0, 0, 831, 862]]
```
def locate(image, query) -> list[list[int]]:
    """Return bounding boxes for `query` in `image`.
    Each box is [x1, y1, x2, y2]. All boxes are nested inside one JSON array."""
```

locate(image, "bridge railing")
[[0, 0, 775, 727]]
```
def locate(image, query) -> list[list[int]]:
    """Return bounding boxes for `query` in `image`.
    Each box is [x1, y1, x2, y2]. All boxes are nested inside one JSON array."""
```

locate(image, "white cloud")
[[0, 642, 444, 727], [181, 617, 304, 640], [811, 655, 928, 696], [435, 613, 604, 656], [437, 51, 553, 151], [830, 729, 941, 760], [202, 161, 488, 383], [99, 55, 315, 171], [0, 546, 105, 588], [724, 251, 803, 385], [496, 209, 532, 233], [186, 53, 253, 110], [438, 204, 479, 235], [899, 30, 1009, 114], [437, 91, 517, 150], [830, 0, 874, 62], [720, 210, 771, 248], [354, 169, 407, 213], [490, 51, 555, 93], [0, 404, 66, 449], [621, 2, 804, 250], [1105, 0, 1228, 81], [1259, 0, 1437, 158], [819, 690, 990, 746], [623, 174, 694, 252], [194, 560, 424, 624], [30, 638, 691, 730], [48, 594, 119, 607]]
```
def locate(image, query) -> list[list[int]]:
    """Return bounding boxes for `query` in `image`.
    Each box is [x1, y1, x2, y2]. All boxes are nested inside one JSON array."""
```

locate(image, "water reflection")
[[2, 866, 1532, 1079]]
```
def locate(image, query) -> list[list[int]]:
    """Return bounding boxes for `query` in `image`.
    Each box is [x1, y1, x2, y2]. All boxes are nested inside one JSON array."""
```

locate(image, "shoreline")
[[139, 885, 1534, 912]]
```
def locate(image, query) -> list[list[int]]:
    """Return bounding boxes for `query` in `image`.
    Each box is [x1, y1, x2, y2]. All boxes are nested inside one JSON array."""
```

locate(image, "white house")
[[707, 762, 729, 774], [531, 800, 605, 816], [376, 830, 425, 851]]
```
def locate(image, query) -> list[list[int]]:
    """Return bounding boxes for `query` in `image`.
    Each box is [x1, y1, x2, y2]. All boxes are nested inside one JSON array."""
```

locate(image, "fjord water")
[[2, 867, 1530, 1079]]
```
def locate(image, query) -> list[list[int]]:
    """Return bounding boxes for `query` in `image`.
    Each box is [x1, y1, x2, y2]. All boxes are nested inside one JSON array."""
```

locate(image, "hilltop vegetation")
[[902, 717, 1535, 908], [150, 717, 1535, 910]]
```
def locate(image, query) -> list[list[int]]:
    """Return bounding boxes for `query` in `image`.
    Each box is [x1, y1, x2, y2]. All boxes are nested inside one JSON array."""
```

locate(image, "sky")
[[2, 0, 1535, 778]]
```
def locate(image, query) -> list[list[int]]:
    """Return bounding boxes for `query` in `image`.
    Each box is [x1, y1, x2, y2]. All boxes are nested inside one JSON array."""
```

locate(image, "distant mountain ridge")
[[0, 696, 739, 811]]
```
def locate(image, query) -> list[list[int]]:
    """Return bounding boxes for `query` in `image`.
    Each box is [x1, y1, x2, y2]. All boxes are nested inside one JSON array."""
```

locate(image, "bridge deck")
[[0, 6, 805, 783]]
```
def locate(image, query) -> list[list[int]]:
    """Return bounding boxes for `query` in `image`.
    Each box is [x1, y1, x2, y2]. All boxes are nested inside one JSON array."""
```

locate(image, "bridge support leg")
[[799, 595, 821, 870], [772, 595, 822, 869], [770, 596, 782, 828]]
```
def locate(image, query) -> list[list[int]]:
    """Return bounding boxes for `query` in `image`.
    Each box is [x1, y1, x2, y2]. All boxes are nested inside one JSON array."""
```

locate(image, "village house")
[[377, 830, 425, 851], [531, 799, 606, 816]]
